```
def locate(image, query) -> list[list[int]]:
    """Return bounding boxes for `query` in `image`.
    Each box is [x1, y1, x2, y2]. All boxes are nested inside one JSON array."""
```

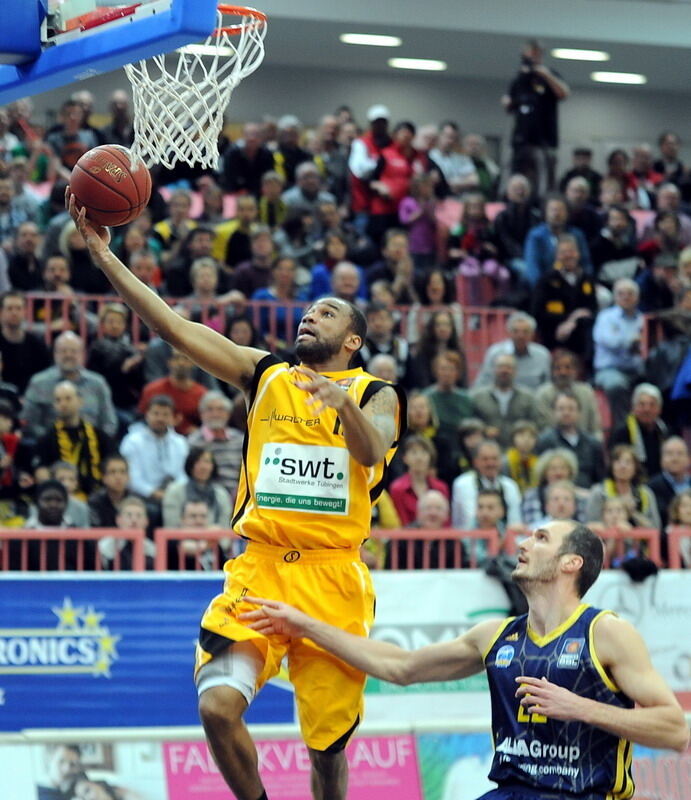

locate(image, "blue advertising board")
[[0, 575, 295, 732]]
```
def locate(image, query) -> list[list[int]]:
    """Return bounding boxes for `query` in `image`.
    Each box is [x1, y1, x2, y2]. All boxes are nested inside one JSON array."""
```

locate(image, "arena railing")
[[0, 526, 683, 572], [666, 526, 691, 569], [0, 528, 146, 571], [152, 528, 500, 571], [22, 292, 664, 385], [503, 526, 663, 567], [592, 527, 663, 567], [369, 528, 500, 570], [153, 527, 237, 571]]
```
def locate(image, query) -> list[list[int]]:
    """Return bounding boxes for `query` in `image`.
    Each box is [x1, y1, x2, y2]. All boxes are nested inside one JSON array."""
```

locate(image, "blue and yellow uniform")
[[196, 354, 405, 750], [481, 604, 635, 800]]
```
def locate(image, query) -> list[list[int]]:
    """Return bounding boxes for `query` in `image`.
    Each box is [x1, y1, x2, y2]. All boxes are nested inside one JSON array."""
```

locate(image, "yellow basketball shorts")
[[195, 541, 376, 751]]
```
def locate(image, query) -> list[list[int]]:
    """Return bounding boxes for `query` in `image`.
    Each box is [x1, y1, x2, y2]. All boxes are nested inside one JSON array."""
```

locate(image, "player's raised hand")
[[65, 187, 111, 253], [240, 597, 311, 638], [292, 365, 348, 414], [515, 675, 589, 721]]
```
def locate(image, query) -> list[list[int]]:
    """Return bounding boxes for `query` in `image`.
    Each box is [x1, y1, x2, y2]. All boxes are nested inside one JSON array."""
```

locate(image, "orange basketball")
[[70, 144, 152, 227]]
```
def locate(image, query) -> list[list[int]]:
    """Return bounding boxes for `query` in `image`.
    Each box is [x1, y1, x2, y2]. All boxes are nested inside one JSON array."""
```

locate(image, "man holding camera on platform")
[[502, 40, 570, 196]]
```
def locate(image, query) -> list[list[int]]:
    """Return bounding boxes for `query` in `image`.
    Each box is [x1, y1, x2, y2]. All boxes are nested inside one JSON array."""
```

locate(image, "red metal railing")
[[23, 292, 510, 382], [23, 291, 663, 387], [0, 525, 683, 572], [153, 527, 237, 571], [370, 528, 500, 569], [596, 527, 662, 567], [503, 526, 662, 568], [666, 526, 691, 569], [0, 528, 145, 571]]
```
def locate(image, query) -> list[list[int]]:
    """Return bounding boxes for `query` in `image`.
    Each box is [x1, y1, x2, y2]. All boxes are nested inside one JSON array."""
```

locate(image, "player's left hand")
[[515, 675, 588, 721], [66, 188, 111, 253], [292, 366, 349, 414]]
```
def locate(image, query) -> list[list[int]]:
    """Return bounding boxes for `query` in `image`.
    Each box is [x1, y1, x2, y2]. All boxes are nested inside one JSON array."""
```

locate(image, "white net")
[[125, 5, 266, 169]]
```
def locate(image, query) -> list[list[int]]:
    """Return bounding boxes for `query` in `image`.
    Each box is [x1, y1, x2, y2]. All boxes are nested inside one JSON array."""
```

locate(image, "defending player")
[[242, 520, 690, 800], [66, 192, 405, 800]]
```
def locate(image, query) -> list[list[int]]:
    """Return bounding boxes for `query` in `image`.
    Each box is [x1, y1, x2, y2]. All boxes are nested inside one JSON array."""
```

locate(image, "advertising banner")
[[1, 570, 689, 735], [415, 733, 691, 800], [3, 734, 686, 800], [366, 570, 691, 719], [1, 740, 168, 800], [584, 570, 691, 709], [417, 732, 495, 800], [0, 576, 294, 731], [632, 744, 691, 800], [366, 571, 511, 722], [163, 735, 422, 800]]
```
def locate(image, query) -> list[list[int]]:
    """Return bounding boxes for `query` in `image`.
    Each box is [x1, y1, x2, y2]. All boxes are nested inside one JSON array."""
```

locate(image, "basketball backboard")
[[0, 0, 218, 103]]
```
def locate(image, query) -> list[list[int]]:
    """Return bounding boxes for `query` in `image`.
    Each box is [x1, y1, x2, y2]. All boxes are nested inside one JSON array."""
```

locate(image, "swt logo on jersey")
[[255, 443, 350, 514]]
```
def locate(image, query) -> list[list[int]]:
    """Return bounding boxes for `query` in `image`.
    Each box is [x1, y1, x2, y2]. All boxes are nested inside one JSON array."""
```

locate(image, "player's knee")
[[308, 747, 346, 776], [198, 686, 247, 732]]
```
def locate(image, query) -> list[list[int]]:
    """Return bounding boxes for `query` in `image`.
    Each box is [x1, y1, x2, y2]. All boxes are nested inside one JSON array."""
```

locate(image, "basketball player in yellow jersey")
[[67, 191, 406, 800]]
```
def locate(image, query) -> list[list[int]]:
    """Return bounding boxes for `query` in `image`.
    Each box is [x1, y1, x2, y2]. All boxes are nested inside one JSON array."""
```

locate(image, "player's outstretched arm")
[[67, 191, 266, 390], [516, 614, 689, 752], [241, 597, 499, 685]]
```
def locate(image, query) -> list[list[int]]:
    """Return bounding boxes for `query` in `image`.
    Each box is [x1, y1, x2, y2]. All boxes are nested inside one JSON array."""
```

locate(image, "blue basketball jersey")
[[483, 604, 635, 800]]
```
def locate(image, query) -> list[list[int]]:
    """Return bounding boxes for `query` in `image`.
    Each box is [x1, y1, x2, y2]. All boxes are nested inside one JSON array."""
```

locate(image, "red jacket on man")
[[371, 143, 428, 216], [349, 131, 388, 214]]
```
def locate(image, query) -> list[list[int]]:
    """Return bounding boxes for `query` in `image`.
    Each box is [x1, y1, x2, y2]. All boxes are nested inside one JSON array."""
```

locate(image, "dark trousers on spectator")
[[512, 144, 557, 196]]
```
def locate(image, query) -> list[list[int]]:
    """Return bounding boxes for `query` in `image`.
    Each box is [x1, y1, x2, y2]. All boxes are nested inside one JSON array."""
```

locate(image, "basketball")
[[69, 144, 152, 227]]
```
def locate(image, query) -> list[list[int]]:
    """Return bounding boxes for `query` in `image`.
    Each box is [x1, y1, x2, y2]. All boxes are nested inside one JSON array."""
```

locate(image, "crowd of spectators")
[[1, 68, 691, 572]]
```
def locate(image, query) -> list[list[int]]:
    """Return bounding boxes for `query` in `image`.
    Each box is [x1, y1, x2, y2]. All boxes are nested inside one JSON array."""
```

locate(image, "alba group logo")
[[0, 597, 120, 678]]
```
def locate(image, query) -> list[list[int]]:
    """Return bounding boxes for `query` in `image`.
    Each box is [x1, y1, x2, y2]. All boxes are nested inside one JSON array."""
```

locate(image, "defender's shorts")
[[195, 541, 375, 751], [477, 787, 606, 800]]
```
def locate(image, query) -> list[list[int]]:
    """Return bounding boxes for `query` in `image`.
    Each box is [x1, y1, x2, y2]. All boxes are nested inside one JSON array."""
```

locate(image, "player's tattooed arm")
[[362, 385, 398, 448], [338, 384, 399, 467]]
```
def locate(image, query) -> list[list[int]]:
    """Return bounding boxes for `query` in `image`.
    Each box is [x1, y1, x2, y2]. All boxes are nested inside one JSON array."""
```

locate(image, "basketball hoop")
[[125, 5, 267, 170]]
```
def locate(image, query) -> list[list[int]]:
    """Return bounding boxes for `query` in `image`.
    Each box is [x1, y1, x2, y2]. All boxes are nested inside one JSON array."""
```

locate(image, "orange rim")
[[215, 4, 267, 35]]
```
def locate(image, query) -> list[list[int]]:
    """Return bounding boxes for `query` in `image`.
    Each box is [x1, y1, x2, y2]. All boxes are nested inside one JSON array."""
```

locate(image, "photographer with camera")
[[502, 40, 570, 197]]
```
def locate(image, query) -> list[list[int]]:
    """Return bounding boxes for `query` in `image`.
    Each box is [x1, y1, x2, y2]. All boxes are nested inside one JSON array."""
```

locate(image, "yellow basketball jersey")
[[232, 355, 405, 549]]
